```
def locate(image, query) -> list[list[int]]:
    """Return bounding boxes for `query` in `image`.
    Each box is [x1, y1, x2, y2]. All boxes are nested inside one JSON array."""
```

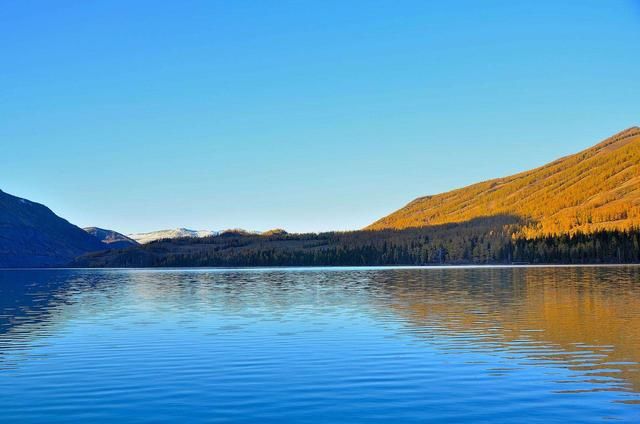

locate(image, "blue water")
[[1, 266, 640, 423]]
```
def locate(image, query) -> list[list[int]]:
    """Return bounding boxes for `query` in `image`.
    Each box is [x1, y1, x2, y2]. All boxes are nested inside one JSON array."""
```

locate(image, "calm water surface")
[[1, 266, 640, 423]]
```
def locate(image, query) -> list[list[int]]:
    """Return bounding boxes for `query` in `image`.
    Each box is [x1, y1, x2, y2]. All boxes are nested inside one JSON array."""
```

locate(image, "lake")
[[1, 266, 640, 423]]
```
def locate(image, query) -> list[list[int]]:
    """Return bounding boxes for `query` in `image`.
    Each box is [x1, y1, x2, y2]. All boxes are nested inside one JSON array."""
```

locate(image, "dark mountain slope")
[[0, 190, 106, 267]]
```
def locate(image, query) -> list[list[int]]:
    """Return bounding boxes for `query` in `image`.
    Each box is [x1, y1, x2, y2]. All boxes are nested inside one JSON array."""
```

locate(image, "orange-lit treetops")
[[366, 127, 640, 237]]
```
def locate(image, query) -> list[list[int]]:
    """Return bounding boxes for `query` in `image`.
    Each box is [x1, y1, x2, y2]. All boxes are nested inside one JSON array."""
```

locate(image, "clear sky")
[[2, 1, 639, 234]]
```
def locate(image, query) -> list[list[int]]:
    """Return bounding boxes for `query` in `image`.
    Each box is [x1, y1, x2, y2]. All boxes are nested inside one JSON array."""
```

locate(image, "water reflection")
[[0, 267, 639, 422], [375, 267, 640, 397]]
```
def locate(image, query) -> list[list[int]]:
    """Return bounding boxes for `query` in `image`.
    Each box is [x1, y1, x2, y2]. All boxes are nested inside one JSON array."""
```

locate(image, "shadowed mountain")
[[84, 227, 139, 249], [0, 190, 106, 268], [367, 127, 640, 236]]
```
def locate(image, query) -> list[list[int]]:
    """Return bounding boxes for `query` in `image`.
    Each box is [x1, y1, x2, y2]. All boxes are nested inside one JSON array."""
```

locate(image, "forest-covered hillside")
[[368, 127, 640, 237], [45, 126, 640, 268], [73, 218, 640, 268]]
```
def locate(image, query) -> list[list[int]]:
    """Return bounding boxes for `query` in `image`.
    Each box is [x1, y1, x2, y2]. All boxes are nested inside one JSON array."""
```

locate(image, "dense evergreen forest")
[[73, 217, 640, 268]]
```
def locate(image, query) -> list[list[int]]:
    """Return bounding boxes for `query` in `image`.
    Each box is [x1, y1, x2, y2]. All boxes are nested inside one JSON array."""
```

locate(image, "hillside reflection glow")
[[1, 267, 639, 422]]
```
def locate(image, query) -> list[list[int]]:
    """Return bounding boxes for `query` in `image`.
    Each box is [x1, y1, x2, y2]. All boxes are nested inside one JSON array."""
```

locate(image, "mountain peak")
[[84, 227, 139, 249], [590, 126, 640, 152]]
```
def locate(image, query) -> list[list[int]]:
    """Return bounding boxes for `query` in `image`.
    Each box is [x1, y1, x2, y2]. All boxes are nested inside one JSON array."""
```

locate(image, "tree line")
[[75, 217, 640, 267]]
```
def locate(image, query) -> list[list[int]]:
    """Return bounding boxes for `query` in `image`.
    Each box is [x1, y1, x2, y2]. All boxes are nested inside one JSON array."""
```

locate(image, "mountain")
[[128, 228, 218, 244], [219, 228, 261, 237], [72, 223, 640, 268], [367, 127, 640, 236], [261, 228, 288, 236], [0, 189, 106, 267], [72, 126, 640, 268], [84, 227, 139, 249]]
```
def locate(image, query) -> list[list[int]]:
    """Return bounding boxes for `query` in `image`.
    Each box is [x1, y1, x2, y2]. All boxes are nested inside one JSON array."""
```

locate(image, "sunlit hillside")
[[367, 127, 640, 237]]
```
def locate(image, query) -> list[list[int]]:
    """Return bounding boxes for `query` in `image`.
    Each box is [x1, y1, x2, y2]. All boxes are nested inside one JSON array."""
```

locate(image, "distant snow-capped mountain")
[[127, 228, 218, 244]]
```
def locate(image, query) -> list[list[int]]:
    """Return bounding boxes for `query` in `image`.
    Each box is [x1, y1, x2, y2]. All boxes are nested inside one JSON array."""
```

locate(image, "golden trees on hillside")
[[367, 128, 640, 238]]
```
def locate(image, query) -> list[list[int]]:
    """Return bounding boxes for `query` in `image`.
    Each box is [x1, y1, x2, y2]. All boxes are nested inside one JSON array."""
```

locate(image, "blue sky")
[[2, 1, 639, 234]]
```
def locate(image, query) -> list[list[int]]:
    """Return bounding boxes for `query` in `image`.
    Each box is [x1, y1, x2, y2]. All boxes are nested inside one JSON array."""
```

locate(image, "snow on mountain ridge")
[[128, 228, 218, 244]]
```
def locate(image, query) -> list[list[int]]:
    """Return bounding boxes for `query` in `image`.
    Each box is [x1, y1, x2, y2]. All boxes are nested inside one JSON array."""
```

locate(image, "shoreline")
[[3, 263, 640, 272]]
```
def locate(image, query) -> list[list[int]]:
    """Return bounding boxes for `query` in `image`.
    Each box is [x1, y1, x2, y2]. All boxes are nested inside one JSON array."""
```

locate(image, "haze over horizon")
[[2, 1, 639, 234]]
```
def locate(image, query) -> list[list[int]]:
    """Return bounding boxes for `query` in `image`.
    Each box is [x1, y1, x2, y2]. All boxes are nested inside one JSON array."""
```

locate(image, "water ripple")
[[0, 266, 639, 422]]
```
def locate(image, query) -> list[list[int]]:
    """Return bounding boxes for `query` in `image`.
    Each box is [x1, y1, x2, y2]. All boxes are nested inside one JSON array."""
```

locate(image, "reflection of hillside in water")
[[0, 270, 126, 369], [376, 267, 640, 396], [0, 269, 371, 363], [1, 267, 640, 400]]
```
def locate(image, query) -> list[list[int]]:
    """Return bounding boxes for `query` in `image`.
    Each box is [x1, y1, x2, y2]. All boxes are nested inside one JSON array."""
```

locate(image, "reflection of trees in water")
[[376, 266, 640, 394], [0, 270, 128, 368], [0, 270, 80, 368], [1, 267, 640, 396], [0, 269, 373, 350]]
